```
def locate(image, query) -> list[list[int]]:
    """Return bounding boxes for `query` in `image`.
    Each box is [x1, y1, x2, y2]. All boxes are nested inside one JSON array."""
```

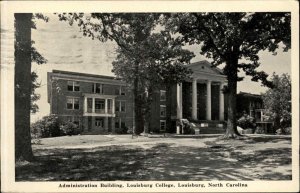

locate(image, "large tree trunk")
[[133, 63, 144, 135], [14, 13, 34, 161], [223, 57, 241, 139]]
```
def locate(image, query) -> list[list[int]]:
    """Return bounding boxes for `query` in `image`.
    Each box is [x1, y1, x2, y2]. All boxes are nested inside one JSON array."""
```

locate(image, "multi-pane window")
[[67, 97, 79, 110], [160, 120, 166, 131], [115, 86, 126, 95], [115, 101, 126, 112], [95, 117, 103, 127], [160, 90, 166, 101], [115, 118, 126, 129], [87, 98, 93, 113], [67, 81, 80, 91], [160, 105, 166, 117], [93, 83, 104, 94], [95, 99, 105, 113]]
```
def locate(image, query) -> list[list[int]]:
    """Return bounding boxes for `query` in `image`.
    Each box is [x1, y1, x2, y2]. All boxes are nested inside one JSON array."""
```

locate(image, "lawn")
[[15, 134, 292, 181]]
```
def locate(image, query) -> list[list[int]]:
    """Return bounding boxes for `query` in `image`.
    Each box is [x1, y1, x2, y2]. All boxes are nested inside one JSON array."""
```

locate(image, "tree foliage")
[[262, 73, 291, 129], [58, 13, 194, 134], [163, 12, 291, 138]]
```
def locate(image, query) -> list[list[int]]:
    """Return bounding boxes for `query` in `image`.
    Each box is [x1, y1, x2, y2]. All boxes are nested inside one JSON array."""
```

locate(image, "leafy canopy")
[[164, 12, 291, 86], [262, 73, 291, 128]]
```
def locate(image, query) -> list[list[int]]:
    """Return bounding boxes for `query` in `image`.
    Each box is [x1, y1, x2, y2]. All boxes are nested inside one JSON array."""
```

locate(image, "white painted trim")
[[51, 73, 127, 86]]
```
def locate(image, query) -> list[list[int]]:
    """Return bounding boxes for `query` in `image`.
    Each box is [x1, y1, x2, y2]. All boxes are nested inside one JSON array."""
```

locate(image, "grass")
[[15, 134, 292, 181]]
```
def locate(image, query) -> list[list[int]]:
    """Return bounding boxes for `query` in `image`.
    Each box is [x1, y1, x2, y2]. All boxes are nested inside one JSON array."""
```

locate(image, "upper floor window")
[[95, 99, 105, 111], [115, 101, 126, 112], [93, 83, 104, 94], [115, 86, 126, 95], [160, 90, 166, 101], [160, 105, 166, 117], [67, 81, 80, 92], [67, 97, 79, 110]]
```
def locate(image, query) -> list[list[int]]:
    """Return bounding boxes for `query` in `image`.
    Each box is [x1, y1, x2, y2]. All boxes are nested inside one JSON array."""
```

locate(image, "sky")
[[1, 13, 291, 122]]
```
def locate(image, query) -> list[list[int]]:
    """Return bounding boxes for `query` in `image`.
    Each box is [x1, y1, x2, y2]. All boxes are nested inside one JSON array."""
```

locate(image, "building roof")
[[52, 70, 120, 80], [237, 92, 262, 99]]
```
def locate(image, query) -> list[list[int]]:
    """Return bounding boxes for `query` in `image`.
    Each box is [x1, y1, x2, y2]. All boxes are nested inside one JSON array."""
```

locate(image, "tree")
[[112, 32, 194, 133], [15, 13, 48, 161], [262, 73, 291, 130], [163, 13, 291, 138], [15, 13, 34, 161], [58, 13, 194, 134]]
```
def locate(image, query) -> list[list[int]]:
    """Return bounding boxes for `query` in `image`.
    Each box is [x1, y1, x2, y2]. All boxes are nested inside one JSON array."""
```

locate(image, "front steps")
[[190, 120, 226, 134]]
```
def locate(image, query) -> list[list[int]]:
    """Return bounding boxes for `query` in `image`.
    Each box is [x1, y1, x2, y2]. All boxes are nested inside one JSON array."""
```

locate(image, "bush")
[[276, 127, 291, 135], [182, 119, 195, 134], [254, 126, 265, 134], [60, 122, 80, 136], [30, 115, 60, 138], [237, 114, 255, 129]]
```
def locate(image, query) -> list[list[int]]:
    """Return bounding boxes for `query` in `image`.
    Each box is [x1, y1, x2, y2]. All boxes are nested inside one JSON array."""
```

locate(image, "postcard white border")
[[1, 0, 299, 192]]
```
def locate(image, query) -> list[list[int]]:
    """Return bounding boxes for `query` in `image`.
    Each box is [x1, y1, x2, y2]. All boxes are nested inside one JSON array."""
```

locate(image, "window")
[[160, 120, 166, 131], [66, 97, 79, 110], [160, 105, 166, 117], [115, 101, 126, 112], [115, 118, 126, 129], [115, 86, 126, 95], [67, 81, 80, 91], [120, 86, 126, 95], [95, 117, 103, 127], [87, 98, 93, 113], [95, 99, 105, 113], [93, 83, 104, 94], [160, 90, 166, 101]]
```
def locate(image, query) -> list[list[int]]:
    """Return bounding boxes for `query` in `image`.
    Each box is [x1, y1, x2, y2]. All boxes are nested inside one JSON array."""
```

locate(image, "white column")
[[219, 82, 225, 121], [112, 99, 115, 114], [105, 98, 108, 113], [92, 98, 95, 113], [176, 83, 182, 119], [192, 79, 197, 120], [84, 97, 87, 113], [206, 80, 211, 120]]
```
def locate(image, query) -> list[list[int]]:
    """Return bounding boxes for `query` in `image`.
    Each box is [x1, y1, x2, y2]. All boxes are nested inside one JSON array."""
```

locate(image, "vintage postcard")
[[1, 0, 299, 192]]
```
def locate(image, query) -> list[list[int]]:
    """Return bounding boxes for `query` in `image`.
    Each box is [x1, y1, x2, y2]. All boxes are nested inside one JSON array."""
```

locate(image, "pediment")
[[187, 60, 224, 75]]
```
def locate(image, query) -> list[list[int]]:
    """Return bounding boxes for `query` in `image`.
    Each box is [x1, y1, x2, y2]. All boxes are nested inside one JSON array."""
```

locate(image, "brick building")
[[47, 60, 228, 134]]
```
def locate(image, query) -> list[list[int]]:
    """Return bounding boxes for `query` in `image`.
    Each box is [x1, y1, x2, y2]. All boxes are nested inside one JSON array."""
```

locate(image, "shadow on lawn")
[[16, 142, 292, 181]]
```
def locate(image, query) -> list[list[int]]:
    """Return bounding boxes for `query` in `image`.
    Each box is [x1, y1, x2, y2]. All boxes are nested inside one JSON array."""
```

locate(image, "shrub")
[[30, 115, 60, 138], [276, 127, 291, 135], [255, 126, 265, 134], [237, 114, 255, 129], [60, 122, 80, 136], [182, 119, 195, 134]]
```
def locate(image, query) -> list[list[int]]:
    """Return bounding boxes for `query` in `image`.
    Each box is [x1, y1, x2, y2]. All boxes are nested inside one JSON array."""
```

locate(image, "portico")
[[177, 61, 227, 122]]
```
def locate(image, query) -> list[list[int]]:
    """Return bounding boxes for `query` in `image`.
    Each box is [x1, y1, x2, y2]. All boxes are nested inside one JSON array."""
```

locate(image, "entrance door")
[[95, 117, 104, 129]]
